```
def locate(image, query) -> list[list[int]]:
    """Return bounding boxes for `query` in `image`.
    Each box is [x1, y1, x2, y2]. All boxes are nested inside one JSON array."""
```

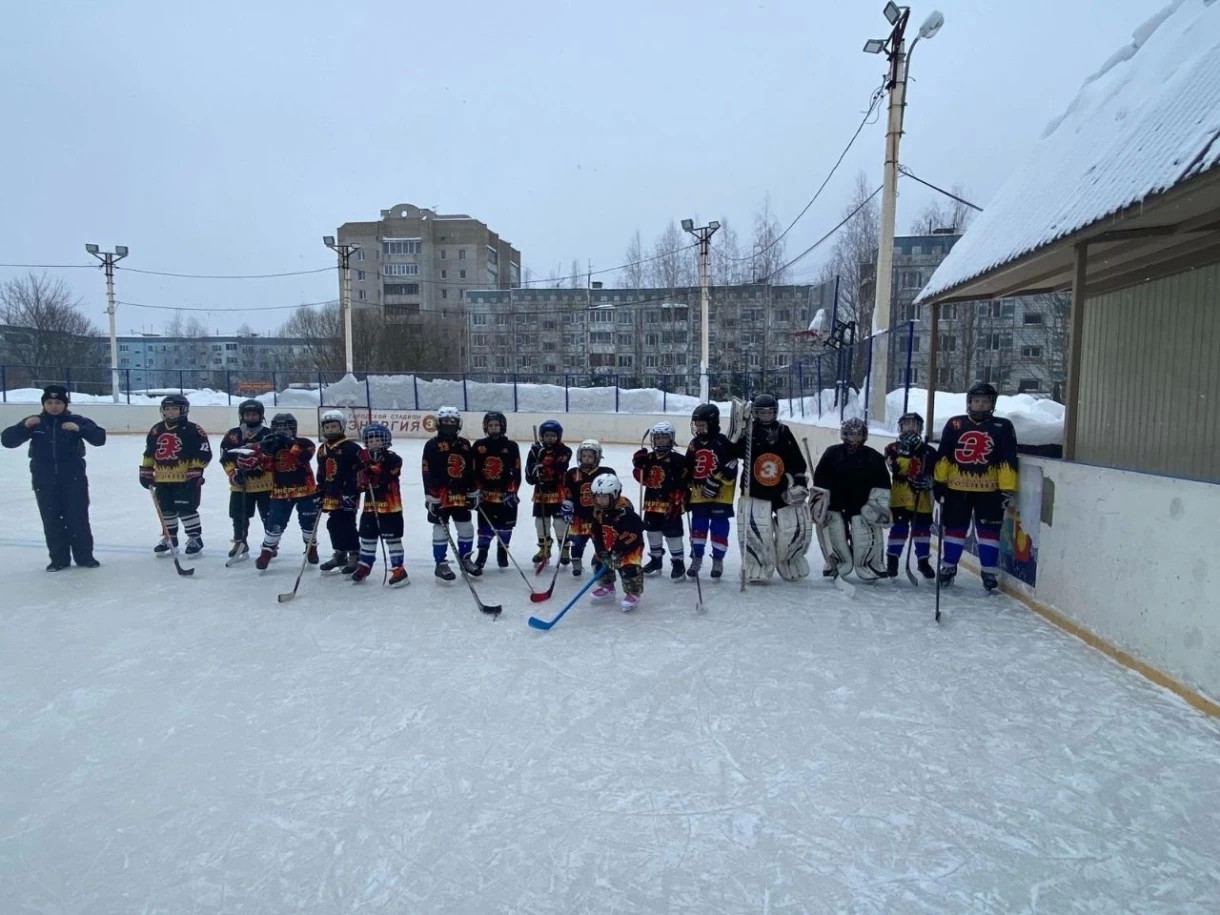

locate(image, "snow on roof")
[[919, 0, 1220, 302]]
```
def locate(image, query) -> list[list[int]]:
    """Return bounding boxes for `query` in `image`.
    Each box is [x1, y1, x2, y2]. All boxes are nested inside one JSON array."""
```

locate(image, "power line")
[[118, 265, 335, 279], [0, 263, 99, 269], [764, 185, 883, 280], [117, 298, 338, 313], [898, 166, 984, 212]]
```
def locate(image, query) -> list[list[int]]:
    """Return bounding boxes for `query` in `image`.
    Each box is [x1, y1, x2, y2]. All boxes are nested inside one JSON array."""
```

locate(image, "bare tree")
[[648, 221, 697, 287], [711, 218, 747, 285], [910, 185, 977, 235], [0, 272, 97, 385], [163, 312, 209, 337], [751, 197, 789, 283], [820, 172, 880, 330], [619, 230, 647, 288], [569, 258, 583, 289], [278, 304, 343, 372], [523, 266, 535, 288]]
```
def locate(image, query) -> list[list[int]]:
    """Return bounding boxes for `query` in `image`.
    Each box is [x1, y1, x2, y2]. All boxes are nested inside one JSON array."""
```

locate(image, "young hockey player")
[[729, 393, 811, 582], [253, 413, 320, 570], [589, 473, 647, 611], [353, 423, 407, 586], [218, 399, 272, 563], [140, 394, 212, 557], [561, 439, 615, 577], [472, 411, 522, 571], [933, 382, 1019, 593], [422, 406, 480, 581], [884, 412, 936, 580], [632, 421, 690, 580], [684, 403, 738, 580], [813, 417, 893, 582], [524, 419, 572, 568], [2, 384, 107, 570], [316, 409, 365, 575]]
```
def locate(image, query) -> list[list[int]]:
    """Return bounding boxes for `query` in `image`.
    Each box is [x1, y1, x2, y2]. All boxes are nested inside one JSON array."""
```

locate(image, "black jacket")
[[813, 443, 891, 516], [2, 409, 107, 480]]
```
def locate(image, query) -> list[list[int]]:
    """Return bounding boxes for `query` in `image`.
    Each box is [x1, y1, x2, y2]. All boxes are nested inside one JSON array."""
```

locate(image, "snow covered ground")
[[2, 438, 1217, 914]]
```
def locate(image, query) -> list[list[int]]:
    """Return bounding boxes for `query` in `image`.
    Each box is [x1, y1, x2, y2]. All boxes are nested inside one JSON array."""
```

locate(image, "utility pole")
[[863, 3, 944, 425], [85, 243, 129, 402], [682, 218, 720, 403], [323, 236, 361, 375]]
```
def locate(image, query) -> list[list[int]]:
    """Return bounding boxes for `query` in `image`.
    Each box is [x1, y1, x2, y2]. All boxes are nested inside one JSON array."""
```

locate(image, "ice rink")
[[2, 435, 1218, 914]]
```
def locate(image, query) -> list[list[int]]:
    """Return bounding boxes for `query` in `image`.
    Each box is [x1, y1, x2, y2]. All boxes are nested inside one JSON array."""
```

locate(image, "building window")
[[773, 354, 789, 368], [938, 335, 957, 352], [358, 289, 366, 301], [618, 354, 634, 368], [590, 332, 613, 344], [644, 355, 659, 368], [938, 366, 953, 385], [471, 334, 488, 347], [441, 270, 447, 279], [645, 333, 660, 346], [441, 289, 448, 300], [383, 264, 419, 276], [941, 303, 957, 319], [617, 311, 632, 324], [383, 283, 420, 296], [382, 240, 422, 255], [357, 270, 366, 281], [617, 334, 632, 346], [356, 249, 365, 261], [591, 310, 612, 323], [458, 249, 467, 260], [471, 355, 488, 369], [225, 343, 237, 351], [459, 270, 467, 279], [471, 313, 487, 326], [1018, 377, 1041, 393], [1023, 312, 1044, 325], [440, 249, 446, 259], [1020, 345, 1043, 358]]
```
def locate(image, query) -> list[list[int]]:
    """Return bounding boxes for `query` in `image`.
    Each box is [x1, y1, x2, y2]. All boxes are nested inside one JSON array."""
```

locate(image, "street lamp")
[[86, 243, 129, 402], [863, 5, 944, 427], [323, 235, 361, 375], [682, 219, 720, 403]]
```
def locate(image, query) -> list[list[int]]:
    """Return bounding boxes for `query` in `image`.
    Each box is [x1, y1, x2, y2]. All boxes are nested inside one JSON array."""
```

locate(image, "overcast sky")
[[1, 0, 1161, 336]]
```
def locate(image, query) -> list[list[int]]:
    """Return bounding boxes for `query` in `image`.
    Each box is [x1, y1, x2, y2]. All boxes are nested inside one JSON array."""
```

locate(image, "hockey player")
[[933, 382, 1019, 593], [589, 473, 647, 611], [524, 419, 572, 568], [883, 412, 936, 580], [729, 393, 811, 582], [316, 409, 365, 575], [140, 394, 212, 557], [561, 439, 615, 577], [253, 413, 320, 570], [472, 411, 522, 571], [352, 423, 407, 586], [218, 399, 272, 563], [632, 421, 690, 580], [813, 417, 893, 582], [2, 384, 107, 570], [422, 406, 480, 581], [685, 403, 738, 579]]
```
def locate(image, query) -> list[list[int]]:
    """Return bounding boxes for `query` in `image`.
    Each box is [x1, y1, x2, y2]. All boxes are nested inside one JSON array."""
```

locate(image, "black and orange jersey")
[[422, 435, 477, 510], [142, 420, 213, 483], [592, 496, 646, 567], [262, 436, 316, 500], [219, 425, 272, 493], [525, 442, 572, 504], [934, 414, 1019, 493], [885, 440, 936, 513], [361, 450, 403, 514], [563, 465, 616, 534], [472, 435, 522, 504], [317, 437, 365, 510], [731, 424, 807, 504], [631, 449, 689, 516], [685, 432, 738, 507]]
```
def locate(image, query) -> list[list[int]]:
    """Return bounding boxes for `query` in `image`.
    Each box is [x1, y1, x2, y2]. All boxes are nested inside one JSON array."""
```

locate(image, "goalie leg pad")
[[809, 486, 830, 526], [818, 511, 853, 578], [742, 497, 776, 582], [850, 513, 889, 581], [775, 504, 812, 581]]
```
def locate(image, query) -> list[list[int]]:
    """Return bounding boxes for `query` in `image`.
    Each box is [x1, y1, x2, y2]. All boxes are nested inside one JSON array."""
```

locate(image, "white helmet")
[[320, 409, 347, 441], [651, 420, 676, 450], [436, 406, 461, 437], [578, 439, 602, 466], [590, 473, 623, 499]]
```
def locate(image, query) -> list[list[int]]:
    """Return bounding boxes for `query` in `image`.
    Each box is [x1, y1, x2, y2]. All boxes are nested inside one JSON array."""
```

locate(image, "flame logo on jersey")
[[154, 432, 182, 462], [482, 455, 504, 480], [954, 430, 994, 465], [753, 453, 785, 487], [446, 452, 467, 479], [692, 448, 717, 479], [323, 457, 338, 481], [644, 465, 665, 488]]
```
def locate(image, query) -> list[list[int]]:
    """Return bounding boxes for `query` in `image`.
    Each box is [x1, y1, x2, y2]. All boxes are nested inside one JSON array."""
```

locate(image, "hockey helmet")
[[650, 421, 676, 452], [897, 412, 924, 436], [752, 393, 779, 424], [238, 398, 264, 428], [590, 472, 623, 507], [483, 411, 507, 436], [436, 406, 461, 439], [691, 403, 720, 437], [967, 382, 998, 420], [320, 409, 347, 441], [840, 417, 867, 450], [271, 413, 298, 437], [577, 439, 602, 468], [161, 393, 190, 421], [539, 419, 563, 445], [362, 422, 392, 452]]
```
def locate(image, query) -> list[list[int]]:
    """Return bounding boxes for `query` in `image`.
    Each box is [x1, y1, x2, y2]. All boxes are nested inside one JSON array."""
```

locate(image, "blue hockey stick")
[[527, 566, 604, 630]]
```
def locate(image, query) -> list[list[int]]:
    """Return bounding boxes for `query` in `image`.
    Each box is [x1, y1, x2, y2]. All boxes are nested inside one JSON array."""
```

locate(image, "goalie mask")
[[896, 412, 923, 456], [840, 417, 867, 452]]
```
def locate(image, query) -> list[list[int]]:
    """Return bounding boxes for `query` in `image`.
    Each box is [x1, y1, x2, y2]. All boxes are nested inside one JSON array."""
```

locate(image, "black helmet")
[[967, 382, 998, 420], [483, 411, 507, 436], [897, 412, 924, 435], [752, 394, 779, 422], [691, 403, 720, 437], [271, 413, 298, 436], [161, 393, 190, 420], [238, 399, 264, 427]]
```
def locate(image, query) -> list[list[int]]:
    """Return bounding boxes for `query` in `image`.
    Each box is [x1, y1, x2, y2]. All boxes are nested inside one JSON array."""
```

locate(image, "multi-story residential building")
[[96, 332, 314, 393], [335, 203, 521, 322]]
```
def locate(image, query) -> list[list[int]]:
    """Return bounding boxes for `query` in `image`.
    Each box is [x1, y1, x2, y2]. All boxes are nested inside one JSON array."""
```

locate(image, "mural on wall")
[[1000, 464, 1042, 586]]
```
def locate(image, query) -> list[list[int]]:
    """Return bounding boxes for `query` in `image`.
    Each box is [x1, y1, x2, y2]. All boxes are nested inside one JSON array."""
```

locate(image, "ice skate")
[[886, 554, 900, 578], [184, 536, 204, 557], [670, 558, 686, 580], [341, 553, 360, 575], [306, 544, 319, 565], [496, 544, 509, 568], [917, 557, 935, 580], [154, 536, 178, 556], [938, 563, 957, 587], [319, 551, 347, 572], [460, 553, 482, 577], [592, 582, 616, 601], [981, 571, 999, 594], [255, 548, 275, 570], [686, 555, 703, 577], [351, 562, 372, 583], [571, 557, 583, 577], [642, 555, 664, 575], [388, 566, 409, 587], [435, 560, 456, 581], [559, 542, 571, 566], [710, 557, 724, 579], [620, 593, 640, 612], [474, 546, 488, 571]]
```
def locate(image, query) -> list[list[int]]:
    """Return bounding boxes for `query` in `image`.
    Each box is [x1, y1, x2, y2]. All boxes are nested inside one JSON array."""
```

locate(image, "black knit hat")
[[41, 384, 69, 405]]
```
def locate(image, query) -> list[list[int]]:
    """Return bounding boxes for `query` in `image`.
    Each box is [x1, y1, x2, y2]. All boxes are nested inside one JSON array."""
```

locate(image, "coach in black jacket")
[[2, 384, 107, 570]]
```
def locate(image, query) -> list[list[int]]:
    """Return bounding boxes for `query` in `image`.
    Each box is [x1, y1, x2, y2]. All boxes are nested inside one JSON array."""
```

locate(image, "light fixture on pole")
[[86, 243, 129, 403], [863, 5, 944, 427], [682, 219, 720, 403], [323, 235, 361, 375]]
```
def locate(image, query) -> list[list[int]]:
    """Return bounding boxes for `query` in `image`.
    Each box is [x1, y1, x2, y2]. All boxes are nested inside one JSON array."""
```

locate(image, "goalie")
[[812, 417, 893, 582], [728, 394, 812, 583]]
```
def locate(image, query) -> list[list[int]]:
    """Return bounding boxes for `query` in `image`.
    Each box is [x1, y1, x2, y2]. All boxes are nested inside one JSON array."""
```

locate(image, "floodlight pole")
[[683, 219, 720, 403], [86, 244, 129, 402], [324, 236, 361, 374]]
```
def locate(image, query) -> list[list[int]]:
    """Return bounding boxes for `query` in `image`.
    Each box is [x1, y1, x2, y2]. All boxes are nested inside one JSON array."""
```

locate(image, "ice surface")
[[2, 438, 1218, 913]]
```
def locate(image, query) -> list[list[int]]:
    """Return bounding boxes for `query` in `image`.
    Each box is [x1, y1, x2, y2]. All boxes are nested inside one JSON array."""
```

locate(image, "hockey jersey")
[[813, 444, 892, 516], [732, 422, 808, 506], [422, 435, 478, 510], [317, 437, 365, 510], [631, 449, 689, 517], [885, 440, 936, 513], [525, 442, 572, 505], [262, 436, 316, 500], [934, 414, 1019, 493], [360, 450, 403, 514], [563, 465, 616, 535], [219, 425, 272, 493], [142, 419, 212, 484], [472, 435, 522, 504], [591, 496, 646, 567], [685, 432, 738, 509]]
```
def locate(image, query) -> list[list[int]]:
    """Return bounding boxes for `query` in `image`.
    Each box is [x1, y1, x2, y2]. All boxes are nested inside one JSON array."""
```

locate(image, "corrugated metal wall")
[[1078, 262, 1220, 481]]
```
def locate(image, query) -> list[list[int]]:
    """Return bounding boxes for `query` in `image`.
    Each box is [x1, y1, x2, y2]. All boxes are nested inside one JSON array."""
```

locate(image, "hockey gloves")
[[138, 466, 154, 490], [260, 433, 289, 454], [503, 492, 519, 509], [425, 494, 442, 526], [781, 474, 808, 506], [700, 476, 723, 499], [559, 500, 574, 522]]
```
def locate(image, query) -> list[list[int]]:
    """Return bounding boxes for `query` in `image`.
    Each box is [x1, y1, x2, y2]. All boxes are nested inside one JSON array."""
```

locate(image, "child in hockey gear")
[[562, 439, 615, 577], [685, 402, 737, 579], [317, 409, 365, 574], [632, 421, 690, 580], [813, 417, 893, 582], [352, 423, 407, 585], [140, 394, 212, 557], [472, 411, 522, 571], [525, 419, 572, 567], [422, 406, 481, 580], [884, 412, 936, 580], [218, 399, 272, 562], [589, 474, 646, 611], [253, 414, 320, 570], [933, 382, 1019, 593], [730, 394, 812, 582], [2, 384, 107, 570]]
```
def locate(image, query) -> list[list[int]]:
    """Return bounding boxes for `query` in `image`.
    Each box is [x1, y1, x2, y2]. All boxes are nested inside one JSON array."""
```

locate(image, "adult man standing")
[[2, 384, 107, 570]]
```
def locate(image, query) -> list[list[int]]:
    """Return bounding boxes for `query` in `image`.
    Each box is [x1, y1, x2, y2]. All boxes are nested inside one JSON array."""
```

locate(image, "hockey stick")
[[528, 565, 604, 630], [366, 483, 391, 585], [149, 487, 195, 577], [905, 538, 918, 586], [477, 505, 541, 597], [934, 502, 943, 623], [687, 510, 705, 615], [440, 521, 502, 616], [736, 398, 752, 593], [277, 499, 323, 603], [531, 524, 572, 602], [636, 429, 649, 508]]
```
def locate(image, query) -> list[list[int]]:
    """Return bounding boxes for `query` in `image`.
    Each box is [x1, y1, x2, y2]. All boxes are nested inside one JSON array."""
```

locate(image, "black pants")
[[326, 508, 360, 552], [33, 473, 94, 565], [229, 489, 271, 540]]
